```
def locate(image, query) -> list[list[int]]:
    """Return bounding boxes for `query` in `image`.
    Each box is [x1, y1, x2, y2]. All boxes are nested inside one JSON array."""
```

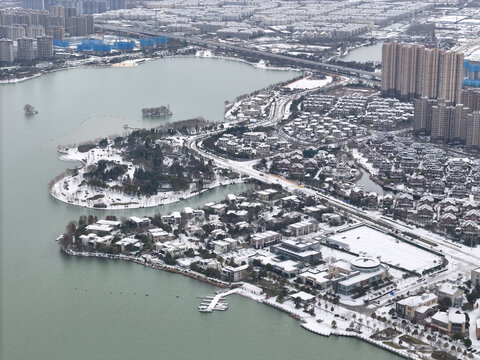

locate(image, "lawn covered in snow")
[[285, 75, 332, 89], [330, 225, 442, 272]]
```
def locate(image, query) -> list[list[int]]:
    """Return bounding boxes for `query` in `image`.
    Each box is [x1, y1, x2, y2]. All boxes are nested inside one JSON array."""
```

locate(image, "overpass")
[[95, 24, 381, 81]]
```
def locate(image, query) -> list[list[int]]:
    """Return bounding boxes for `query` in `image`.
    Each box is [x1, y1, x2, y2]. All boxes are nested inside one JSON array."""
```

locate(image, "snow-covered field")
[[285, 75, 333, 89], [330, 225, 442, 272]]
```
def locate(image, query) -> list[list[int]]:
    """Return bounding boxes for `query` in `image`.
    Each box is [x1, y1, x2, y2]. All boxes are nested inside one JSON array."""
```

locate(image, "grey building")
[[0, 38, 14, 63], [37, 35, 52, 59], [17, 37, 35, 60]]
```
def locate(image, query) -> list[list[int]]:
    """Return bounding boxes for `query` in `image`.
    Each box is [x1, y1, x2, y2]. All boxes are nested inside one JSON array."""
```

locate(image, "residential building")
[[37, 35, 52, 58], [396, 292, 438, 320], [287, 220, 319, 236], [16, 37, 34, 60], [436, 284, 463, 308], [431, 311, 466, 336], [382, 42, 463, 104], [0, 38, 14, 62], [250, 230, 281, 249], [471, 267, 480, 286], [222, 264, 248, 282]]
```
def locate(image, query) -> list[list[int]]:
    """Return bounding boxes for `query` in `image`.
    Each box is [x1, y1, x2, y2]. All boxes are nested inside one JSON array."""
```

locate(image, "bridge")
[[95, 24, 381, 81]]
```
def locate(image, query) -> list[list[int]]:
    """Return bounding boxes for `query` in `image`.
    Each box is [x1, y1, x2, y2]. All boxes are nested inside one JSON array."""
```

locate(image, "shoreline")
[[50, 173, 246, 210], [49, 143, 247, 210], [1, 50, 301, 85], [63, 248, 417, 360]]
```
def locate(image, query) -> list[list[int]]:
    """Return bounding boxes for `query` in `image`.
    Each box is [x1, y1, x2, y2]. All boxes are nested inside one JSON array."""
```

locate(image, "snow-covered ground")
[[50, 145, 243, 210], [330, 225, 442, 272], [285, 75, 333, 89]]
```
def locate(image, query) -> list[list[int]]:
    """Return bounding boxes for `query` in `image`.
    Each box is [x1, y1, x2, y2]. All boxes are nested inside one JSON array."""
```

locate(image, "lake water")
[[0, 57, 400, 360], [341, 43, 383, 63]]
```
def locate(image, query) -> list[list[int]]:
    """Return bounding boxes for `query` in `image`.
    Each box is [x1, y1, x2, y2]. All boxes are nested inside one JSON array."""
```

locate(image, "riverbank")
[[62, 247, 417, 359]]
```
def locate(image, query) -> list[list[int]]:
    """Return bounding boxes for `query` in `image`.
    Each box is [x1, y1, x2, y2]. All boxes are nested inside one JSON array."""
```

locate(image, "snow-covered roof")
[[291, 291, 315, 302]]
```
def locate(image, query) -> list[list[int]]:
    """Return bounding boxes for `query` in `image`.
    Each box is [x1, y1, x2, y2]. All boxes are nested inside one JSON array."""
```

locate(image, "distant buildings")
[[16, 37, 34, 60], [382, 42, 464, 104], [37, 34, 52, 58], [0, 38, 14, 62], [413, 96, 480, 150]]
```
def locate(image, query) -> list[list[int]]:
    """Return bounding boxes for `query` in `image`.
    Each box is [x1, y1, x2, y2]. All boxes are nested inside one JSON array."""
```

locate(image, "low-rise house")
[[116, 237, 143, 252], [290, 291, 315, 305], [96, 219, 121, 229], [396, 292, 438, 321], [251, 231, 282, 249], [471, 267, 480, 286], [222, 264, 248, 282], [161, 211, 181, 225], [154, 241, 187, 257], [128, 216, 151, 227], [287, 220, 319, 236], [148, 228, 174, 242], [212, 238, 237, 253], [436, 283, 463, 308], [431, 312, 466, 336], [85, 223, 113, 234]]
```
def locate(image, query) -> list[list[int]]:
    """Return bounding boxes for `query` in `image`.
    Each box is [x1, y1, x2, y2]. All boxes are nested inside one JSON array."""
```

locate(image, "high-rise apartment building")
[[37, 34, 52, 58], [17, 37, 35, 60], [461, 88, 480, 113], [21, 0, 45, 10], [467, 112, 480, 151], [414, 97, 469, 145], [413, 97, 435, 135], [382, 42, 464, 104], [0, 25, 26, 40], [27, 24, 45, 37], [0, 38, 14, 62]]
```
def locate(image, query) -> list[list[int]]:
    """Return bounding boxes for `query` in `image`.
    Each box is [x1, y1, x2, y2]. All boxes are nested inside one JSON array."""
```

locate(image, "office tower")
[[37, 34, 52, 58], [17, 37, 35, 60], [0, 38, 14, 62]]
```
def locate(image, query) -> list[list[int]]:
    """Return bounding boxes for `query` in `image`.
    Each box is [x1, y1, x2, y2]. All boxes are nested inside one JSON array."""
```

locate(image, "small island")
[[24, 104, 38, 115], [141, 106, 172, 118]]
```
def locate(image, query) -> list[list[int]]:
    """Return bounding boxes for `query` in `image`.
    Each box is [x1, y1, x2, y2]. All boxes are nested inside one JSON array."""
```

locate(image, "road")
[[95, 24, 380, 81]]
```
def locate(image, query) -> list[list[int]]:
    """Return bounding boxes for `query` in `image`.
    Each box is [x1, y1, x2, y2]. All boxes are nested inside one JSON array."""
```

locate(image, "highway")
[[95, 24, 380, 81]]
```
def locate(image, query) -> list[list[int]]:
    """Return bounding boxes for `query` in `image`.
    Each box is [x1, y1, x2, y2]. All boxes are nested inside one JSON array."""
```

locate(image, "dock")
[[198, 288, 238, 313]]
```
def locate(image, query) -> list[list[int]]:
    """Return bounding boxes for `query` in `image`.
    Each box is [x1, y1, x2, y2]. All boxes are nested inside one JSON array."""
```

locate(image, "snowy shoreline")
[[63, 248, 416, 359], [1, 50, 300, 85], [50, 145, 246, 210]]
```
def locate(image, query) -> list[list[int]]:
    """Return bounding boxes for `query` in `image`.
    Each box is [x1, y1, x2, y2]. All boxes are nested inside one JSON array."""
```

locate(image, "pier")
[[198, 288, 238, 313]]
